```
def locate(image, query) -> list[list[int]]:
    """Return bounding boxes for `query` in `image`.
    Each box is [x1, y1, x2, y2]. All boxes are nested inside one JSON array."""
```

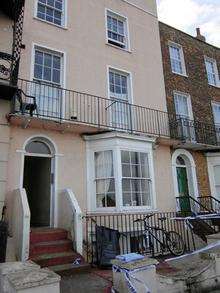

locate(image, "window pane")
[[25, 141, 51, 154], [131, 164, 141, 177], [34, 64, 43, 79], [53, 69, 60, 83], [106, 194, 116, 207], [214, 166, 220, 185], [121, 151, 130, 163], [122, 164, 131, 177], [96, 180, 105, 194], [95, 151, 115, 208], [122, 179, 131, 192], [43, 67, 52, 81], [121, 151, 151, 207], [35, 51, 43, 65], [44, 53, 52, 67], [123, 193, 132, 206], [97, 194, 106, 208]]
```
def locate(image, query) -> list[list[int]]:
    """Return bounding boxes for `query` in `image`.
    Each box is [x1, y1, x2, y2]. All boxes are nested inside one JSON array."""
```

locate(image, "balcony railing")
[[11, 79, 220, 146], [0, 52, 19, 85], [0, 0, 25, 87]]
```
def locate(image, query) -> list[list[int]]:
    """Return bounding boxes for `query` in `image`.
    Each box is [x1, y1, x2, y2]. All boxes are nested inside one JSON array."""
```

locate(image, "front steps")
[[29, 228, 90, 275]]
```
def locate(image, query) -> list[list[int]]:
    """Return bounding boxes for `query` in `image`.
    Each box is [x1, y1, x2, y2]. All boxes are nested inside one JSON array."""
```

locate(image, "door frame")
[[19, 135, 58, 227], [207, 153, 220, 200], [172, 149, 199, 210]]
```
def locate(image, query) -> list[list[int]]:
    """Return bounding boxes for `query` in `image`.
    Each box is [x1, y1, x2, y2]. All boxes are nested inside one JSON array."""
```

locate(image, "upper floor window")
[[109, 69, 129, 101], [212, 102, 220, 125], [174, 92, 192, 119], [106, 10, 129, 50], [37, 0, 65, 27], [34, 49, 61, 85], [205, 57, 220, 87], [169, 42, 186, 76]]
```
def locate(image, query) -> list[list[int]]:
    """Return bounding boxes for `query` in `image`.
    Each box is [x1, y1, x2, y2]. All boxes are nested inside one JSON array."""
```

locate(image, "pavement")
[[60, 269, 112, 293]]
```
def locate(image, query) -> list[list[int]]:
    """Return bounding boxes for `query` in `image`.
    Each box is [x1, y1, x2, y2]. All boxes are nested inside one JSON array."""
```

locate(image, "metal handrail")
[[176, 195, 215, 215]]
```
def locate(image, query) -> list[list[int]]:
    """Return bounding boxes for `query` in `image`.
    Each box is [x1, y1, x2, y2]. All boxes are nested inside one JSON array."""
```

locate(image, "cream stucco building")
[[2, 0, 218, 268]]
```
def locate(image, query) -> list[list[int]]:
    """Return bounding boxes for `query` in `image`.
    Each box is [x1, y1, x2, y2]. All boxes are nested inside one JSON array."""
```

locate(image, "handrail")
[[58, 189, 83, 254], [176, 195, 215, 214], [198, 196, 220, 213]]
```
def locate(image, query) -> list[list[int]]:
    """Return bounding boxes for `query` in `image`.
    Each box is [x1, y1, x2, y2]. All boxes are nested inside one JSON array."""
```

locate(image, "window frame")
[[168, 41, 187, 76], [173, 91, 193, 120], [204, 56, 220, 87], [86, 135, 156, 212], [34, 0, 67, 29], [33, 49, 62, 86], [31, 44, 65, 87], [105, 8, 130, 52], [107, 66, 133, 103]]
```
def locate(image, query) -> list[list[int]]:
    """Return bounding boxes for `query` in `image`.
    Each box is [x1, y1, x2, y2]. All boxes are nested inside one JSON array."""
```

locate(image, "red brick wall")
[[159, 22, 220, 124], [159, 22, 220, 197], [190, 151, 211, 197]]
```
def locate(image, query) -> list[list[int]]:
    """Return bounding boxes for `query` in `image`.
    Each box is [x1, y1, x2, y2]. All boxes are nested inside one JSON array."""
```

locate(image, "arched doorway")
[[23, 137, 56, 227], [172, 149, 198, 213]]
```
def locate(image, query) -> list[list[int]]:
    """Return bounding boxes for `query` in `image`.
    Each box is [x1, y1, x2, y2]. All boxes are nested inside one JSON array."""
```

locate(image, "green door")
[[176, 167, 191, 212]]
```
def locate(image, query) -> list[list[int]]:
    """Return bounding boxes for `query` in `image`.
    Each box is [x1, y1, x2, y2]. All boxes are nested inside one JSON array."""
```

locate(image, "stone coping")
[[111, 257, 158, 270], [0, 261, 40, 276], [7, 268, 61, 290]]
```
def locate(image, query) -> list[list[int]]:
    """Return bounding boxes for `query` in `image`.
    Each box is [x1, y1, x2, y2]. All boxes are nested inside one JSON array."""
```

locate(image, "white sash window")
[[31, 47, 63, 118], [174, 92, 195, 141], [169, 42, 186, 76], [205, 57, 220, 87], [108, 68, 131, 129]]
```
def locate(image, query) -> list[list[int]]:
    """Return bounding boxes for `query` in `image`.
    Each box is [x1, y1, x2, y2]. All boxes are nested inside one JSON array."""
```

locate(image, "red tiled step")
[[30, 239, 73, 257], [31, 251, 84, 267], [30, 228, 68, 244]]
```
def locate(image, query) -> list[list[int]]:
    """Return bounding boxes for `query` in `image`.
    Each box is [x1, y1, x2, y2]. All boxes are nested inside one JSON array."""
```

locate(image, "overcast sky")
[[156, 0, 220, 47]]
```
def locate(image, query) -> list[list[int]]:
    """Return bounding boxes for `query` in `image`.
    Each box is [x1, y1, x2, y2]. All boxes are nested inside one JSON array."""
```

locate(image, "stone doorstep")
[[0, 261, 40, 276], [6, 267, 61, 290]]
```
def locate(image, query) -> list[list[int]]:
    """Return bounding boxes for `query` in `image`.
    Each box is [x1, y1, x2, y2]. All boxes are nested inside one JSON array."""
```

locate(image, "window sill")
[[171, 71, 188, 78], [106, 42, 132, 54], [208, 83, 220, 89], [33, 17, 68, 30], [90, 207, 157, 214]]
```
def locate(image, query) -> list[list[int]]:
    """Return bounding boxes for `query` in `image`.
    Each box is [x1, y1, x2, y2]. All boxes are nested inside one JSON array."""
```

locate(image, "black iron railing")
[[176, 195, 214, 217], [11, 79, 220, 146], [169, 116, 218, 146], [84, 211, 193, 264], [0, 0, 25, 86], [198, 196, 220, 213]]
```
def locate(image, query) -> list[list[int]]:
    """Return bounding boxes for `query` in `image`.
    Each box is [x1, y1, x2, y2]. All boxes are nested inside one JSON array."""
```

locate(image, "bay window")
[[87, 135, 155, 211]]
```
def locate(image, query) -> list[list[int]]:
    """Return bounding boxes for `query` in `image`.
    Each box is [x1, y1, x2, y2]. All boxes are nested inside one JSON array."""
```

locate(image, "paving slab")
[[60, 271, 112, 293]]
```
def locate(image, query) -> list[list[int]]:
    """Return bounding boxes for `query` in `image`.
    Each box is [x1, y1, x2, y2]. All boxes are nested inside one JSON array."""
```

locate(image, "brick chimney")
[[196, 28, 206, 42]]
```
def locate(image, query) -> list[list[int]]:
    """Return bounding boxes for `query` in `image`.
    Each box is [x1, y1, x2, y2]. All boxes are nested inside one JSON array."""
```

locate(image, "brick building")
[[159, 22, 220, 201]]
